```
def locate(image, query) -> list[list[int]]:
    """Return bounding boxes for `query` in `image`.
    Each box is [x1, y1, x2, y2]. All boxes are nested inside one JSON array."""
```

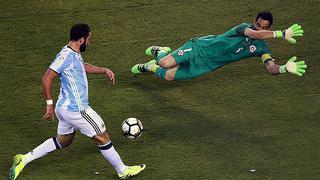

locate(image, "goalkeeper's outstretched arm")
[[244, 28, 275, 40], [244, 24, 304, 44], [261, 54, 307, 76]]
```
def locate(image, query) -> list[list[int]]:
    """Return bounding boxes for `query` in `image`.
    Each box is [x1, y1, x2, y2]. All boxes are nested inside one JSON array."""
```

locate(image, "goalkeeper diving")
[[131, 11, 307, 81]]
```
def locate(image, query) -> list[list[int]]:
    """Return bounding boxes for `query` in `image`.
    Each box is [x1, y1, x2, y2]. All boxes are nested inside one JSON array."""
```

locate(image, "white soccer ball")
[[121, 118, 143, 139]]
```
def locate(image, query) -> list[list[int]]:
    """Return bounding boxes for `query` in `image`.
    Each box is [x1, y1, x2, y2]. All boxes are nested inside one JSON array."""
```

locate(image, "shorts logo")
[[178, 48, 192, 56], [236, 47, 243, 53], [249, 45, 256, 53]]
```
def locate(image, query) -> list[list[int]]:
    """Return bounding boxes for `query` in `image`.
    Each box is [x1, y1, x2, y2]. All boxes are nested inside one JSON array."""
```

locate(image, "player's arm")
[[42, 68, 59, 120], [262, 54, 307, 76], [244, 28, 274, 39], [84, 63, 115, 85], [245, 24, 304, 44]]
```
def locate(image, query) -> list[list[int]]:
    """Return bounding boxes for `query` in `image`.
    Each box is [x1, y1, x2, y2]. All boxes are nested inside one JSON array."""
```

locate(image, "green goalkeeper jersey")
[[191, 23, 271, 69]]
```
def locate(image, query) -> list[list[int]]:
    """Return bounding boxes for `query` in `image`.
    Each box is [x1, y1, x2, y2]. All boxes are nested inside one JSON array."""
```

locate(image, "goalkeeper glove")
[[279, 56, 307, 76], [274, 24, 304, 44]]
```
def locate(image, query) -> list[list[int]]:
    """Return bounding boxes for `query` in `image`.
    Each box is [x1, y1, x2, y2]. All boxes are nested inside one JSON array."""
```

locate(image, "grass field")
[[1, 0, 319, 179]]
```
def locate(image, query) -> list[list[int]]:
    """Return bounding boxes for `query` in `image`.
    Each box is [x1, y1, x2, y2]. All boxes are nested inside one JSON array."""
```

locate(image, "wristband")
[[279, 65, 287, 74], [261, 54, 274, 63], [46, 99, 53, 105], [263, 58, 274, 64], [274, 30, 283, 38]]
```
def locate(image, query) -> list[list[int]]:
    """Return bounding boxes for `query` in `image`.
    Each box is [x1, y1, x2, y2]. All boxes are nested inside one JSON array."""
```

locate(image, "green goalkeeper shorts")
[[171, 40, 215, 80]]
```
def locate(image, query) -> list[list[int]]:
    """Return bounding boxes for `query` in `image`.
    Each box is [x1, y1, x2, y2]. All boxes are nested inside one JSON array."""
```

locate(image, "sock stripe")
[[150, 64, 159, 73], [80, 110, 102, 135], [52, 137, 61, 149], [98, 141, 113, 150]]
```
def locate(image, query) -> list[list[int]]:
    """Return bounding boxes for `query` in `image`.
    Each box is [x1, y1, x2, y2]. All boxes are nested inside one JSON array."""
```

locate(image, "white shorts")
[[55, 107, 107, 137]]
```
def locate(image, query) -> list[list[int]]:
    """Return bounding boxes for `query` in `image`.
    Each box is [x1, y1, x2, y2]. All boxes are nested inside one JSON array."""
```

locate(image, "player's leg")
[[145, 45, 172, 62], [94, 131, 127, 175], [157, 54, 177, 68], [8, 108, 74, 180], [154, 63, 204, 81], [153, 41, 195, 69], [131, 42, 194, 75], [147, 41, 198, 80], [140, 58, 211, 81], [174, 60, 213, 80], [145, 46, 177, 68], [56, 133, 75, 147], [22, 133, 74, 164], [152, 56, 215, 81], [157, 66, 178, 81], [94, 132, 146, 179], [131, 52, 176, 74], [79, 108, 145, 179]]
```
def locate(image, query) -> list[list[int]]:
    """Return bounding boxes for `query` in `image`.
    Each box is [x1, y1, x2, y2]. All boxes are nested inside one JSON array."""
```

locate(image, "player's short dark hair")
[[255, 11, 273, 27], [70, 23, 91, 41]]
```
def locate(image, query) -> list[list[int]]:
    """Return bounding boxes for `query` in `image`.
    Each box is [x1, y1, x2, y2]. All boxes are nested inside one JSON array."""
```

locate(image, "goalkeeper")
[[131, 11, 307, 80]]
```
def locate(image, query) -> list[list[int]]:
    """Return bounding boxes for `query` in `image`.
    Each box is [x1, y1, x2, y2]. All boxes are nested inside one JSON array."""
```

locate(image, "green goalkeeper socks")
[[155, 66, 168, 79], [145, 61, 167, 80], [156, 50, 169, 62]]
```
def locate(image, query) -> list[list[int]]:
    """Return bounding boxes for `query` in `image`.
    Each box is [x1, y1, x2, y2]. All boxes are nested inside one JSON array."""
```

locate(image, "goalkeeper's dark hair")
[[70, 23, 91, 41], [256, 11, 273, 27]]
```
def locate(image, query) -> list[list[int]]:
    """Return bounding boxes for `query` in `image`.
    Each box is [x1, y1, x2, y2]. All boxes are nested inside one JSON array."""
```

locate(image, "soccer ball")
[[121, 118, 143, 139]]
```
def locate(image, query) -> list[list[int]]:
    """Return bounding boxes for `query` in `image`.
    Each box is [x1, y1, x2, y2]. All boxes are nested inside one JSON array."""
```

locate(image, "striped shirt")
[[49, 45, 89, 112]]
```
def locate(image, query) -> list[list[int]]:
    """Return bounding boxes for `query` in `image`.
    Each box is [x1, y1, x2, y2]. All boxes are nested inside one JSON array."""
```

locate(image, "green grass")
[[1, 0, 320, 179]]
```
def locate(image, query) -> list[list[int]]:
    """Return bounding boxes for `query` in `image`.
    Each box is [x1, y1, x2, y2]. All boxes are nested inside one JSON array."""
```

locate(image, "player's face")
[[253, 18, 270, 31], [80, 32, 92, 52]]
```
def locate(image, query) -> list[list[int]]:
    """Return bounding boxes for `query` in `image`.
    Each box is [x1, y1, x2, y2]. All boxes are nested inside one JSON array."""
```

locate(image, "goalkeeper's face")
[[253, 18, 271, 31]]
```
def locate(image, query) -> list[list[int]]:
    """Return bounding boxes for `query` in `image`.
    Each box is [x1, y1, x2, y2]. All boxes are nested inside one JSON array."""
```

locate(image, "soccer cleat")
[[8, 154, 26, 180], [131, 60, 157, 74], [131, 64, 147, 74], [145, 46, 171, 57], [118, 164, 146, 179]]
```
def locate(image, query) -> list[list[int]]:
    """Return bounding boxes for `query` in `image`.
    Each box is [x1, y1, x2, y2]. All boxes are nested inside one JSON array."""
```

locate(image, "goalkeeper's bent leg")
[[157, 54, 178, 68], [147, 62, 178, 81], [146, 63, 169, 80], [156, 50, 169, 62], [155, 66, 168, 80], [154, 66, 177, 81]]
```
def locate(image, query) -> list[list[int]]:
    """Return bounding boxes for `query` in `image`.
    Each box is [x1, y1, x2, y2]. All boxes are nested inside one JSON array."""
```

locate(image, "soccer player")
[[131, 12, 307, 80], [8, 23, 145, 180]]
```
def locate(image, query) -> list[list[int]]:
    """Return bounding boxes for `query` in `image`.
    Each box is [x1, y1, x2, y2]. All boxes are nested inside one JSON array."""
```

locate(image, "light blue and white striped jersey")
[[49, 45, 89, 112]]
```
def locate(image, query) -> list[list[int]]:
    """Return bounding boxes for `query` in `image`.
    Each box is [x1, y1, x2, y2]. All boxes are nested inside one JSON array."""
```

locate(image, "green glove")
[[279, 56, 307, 76], [275, 24, 304, 44]]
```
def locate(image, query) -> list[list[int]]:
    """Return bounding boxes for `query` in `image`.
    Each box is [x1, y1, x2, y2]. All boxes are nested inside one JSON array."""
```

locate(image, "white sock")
[[98, 141, 126, 174], [24, 138, 61, 165]]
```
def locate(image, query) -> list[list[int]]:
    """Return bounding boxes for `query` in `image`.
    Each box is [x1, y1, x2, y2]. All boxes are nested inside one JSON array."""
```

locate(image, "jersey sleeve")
[[235, 23, 252, 35], [49, 53, 72, 74], [222, 23, 252, 37]]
